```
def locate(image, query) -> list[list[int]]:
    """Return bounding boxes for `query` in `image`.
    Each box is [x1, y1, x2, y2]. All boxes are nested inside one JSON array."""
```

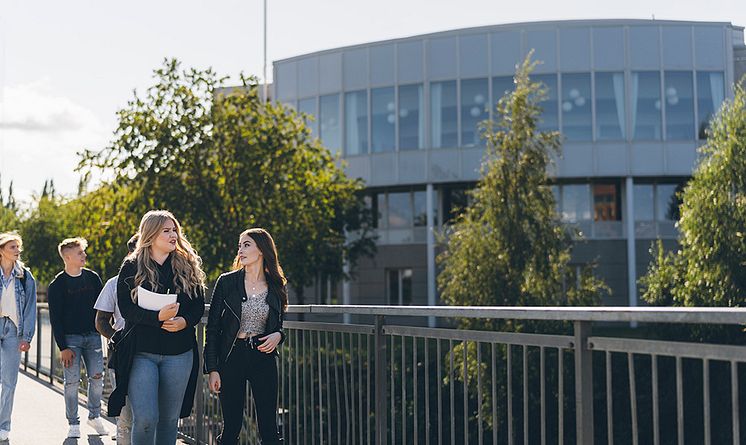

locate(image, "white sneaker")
[[87, 417, 110, 435], [0, 429, 9, 440], [67, 424, 81, 438]]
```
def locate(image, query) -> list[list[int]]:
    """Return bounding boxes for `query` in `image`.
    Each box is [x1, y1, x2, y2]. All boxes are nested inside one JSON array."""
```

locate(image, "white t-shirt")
[[93, 275, 125, 332], [1, 277, 19, 329]]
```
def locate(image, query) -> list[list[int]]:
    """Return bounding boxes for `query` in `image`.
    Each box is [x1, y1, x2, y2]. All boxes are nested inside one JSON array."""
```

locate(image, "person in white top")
[[94, 234, 138, 445], [0, 232, 37, 442]]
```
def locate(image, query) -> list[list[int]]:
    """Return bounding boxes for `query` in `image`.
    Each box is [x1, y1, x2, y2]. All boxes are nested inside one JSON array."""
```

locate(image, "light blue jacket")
[[6, 262, 37, 343]]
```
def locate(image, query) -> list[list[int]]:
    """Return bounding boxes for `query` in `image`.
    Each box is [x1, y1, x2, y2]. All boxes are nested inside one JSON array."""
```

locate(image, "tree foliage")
[[641, 80, 746, 307], [437, 55, 607, 332], [76, 59, 375, 300]]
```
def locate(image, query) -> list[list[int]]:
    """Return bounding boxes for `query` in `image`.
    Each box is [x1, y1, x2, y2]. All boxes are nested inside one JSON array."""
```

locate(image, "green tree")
[[434, 55, 608, 440], [0, 176, 20, 231], [437, 55, 607, 328], [79, 59, 375, 300], [641, 81, 746, 307]]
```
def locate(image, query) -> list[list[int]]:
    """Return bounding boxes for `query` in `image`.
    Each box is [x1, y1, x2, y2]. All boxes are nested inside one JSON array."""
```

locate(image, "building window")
[[398, 84, 425, 150], [371, 87, 396, 152], [592, 184, 621, 221], [460, 78, 489, 147], [532, 73, 559, 132], [376, 193, 386, 229], [492, 75, 515, 109], [664, 71, 695, 140], [561, 184, 592, 223], [631, 71, 662, 140], [634, 182, 683, 238], [387, 192, 413, 228], [298, 97, 318, 135], [345, 90, 368, 155], [594, 72, 626, 140], [430, 80, 458, 148], [696, 71, 725, 139], [387, 268, 413, 305], [319, 94, 341, 154], [443, 186, 471, 224], [656, 184, 681, 222], [561, 73, 592, 141]]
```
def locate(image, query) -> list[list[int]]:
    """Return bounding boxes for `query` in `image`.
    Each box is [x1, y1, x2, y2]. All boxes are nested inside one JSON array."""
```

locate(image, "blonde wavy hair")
[[0, 231, 25, 278], [128, 210, 206, 302]]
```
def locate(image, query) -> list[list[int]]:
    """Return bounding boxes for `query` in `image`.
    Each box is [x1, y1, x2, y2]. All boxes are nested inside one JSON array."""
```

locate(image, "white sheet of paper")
[[137, 286, 178, 311]]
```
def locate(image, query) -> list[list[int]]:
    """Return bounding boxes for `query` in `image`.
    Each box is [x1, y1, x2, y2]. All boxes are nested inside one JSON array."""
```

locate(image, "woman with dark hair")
[[204, 228, 287, 445]]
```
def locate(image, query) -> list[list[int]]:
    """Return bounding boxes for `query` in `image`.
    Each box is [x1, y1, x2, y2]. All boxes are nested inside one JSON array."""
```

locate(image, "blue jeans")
[[128, 351, 192, 445], [63, 333, 104, 425], [0, 318, 21, 432]]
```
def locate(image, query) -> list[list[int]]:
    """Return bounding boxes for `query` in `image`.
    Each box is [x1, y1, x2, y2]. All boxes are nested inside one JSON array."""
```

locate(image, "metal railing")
[[24, 304, 746, 444]]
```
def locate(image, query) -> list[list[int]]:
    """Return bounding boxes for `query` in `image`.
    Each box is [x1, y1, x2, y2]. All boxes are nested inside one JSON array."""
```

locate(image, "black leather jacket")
[[203, 269, 286, 374]]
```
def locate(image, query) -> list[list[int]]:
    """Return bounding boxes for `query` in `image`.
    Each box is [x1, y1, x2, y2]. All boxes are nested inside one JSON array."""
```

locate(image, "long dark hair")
[[233, 228, 288, 311]]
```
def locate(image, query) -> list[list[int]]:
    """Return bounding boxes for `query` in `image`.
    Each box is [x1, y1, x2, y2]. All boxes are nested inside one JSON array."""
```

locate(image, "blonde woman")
[[204, 228, 287, 445], [0, 232, 36, 441], [110, 211, 205, 445]]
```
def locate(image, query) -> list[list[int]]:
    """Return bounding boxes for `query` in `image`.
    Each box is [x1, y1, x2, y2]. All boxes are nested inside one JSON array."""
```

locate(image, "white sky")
[[0, 0, 743, 204]]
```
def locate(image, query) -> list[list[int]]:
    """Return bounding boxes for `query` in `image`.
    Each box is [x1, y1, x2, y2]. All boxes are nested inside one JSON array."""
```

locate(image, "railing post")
[[195, 324, 205, 444], [49, 317, 55, 384], [574, 321, 594, 444], [36, 306, 41, 377], [374, 315, 387, 445]]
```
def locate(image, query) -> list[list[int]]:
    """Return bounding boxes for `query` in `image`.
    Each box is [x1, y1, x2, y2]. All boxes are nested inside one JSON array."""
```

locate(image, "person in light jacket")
[[0, 232, 36, 441]]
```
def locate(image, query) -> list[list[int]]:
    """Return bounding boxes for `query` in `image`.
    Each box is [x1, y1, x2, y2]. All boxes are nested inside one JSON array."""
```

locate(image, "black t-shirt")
[[47, 269, 103, 350], [117, 254, 205, 356]]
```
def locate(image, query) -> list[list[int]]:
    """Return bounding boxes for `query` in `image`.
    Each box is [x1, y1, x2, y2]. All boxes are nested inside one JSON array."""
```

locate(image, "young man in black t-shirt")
[[47, 237, 110, 439]]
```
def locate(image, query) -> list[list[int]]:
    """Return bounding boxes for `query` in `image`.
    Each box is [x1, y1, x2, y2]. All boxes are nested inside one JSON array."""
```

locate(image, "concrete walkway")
[[8, 372, 188, 445], [6, 372, 117, 445]]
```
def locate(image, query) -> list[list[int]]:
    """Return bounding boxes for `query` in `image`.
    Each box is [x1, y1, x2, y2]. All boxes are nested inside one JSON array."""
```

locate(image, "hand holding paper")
[[137, 286, 178, 311], [158, 303, 180, 322]]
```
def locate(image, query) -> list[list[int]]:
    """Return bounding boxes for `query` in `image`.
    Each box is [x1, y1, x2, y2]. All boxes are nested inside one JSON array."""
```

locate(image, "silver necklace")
[[245, 279, 266, 298]]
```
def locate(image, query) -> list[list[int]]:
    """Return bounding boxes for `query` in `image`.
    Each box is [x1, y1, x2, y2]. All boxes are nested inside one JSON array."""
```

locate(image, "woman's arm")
[[21, 270, 37, 343], [116, 260, 162, 327], [203, 276, 225, 373], [182, 286, 205, 328]]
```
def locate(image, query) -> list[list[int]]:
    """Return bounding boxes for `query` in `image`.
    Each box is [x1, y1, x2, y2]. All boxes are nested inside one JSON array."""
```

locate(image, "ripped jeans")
[[62, 333, 104, 425]]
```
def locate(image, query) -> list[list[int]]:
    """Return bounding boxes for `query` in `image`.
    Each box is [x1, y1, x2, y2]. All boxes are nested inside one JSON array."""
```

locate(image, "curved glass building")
[[272, 19, 746, 307]]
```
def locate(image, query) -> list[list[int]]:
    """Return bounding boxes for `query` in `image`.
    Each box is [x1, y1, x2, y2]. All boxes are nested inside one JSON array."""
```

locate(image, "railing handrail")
[[35, 302, 746, 325]]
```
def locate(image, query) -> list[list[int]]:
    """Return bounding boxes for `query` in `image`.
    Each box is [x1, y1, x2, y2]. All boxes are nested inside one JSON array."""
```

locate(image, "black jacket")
[[203, 269, 286, 374], [108, 256, 204, 419]]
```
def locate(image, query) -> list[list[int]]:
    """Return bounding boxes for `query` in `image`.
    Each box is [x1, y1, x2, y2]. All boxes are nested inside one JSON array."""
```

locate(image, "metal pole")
[[262, 0, 268, 103], [195, 325, 205, 442], [374, 315, 388, 445], [625, 177, 637, 309], [574, 321, 594, 444], [426, 183, 436, 328]]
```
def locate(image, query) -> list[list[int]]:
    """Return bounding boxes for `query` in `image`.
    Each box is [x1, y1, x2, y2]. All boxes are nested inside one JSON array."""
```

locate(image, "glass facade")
[[696, 71, 725, 139], [561, 73, 592, 141], [344, 90, 368, 155], [319, 94, 340, 153], [280, 23, 732, 155], [594, 72, 626, 140], [632, 71, 662, 140], [398, 84, 425, 150], [460, 78, 489, 147], [533, 74, 559, 132], [297, 97, 317, 135], [371, 87, 395, 152], [664, 71, 695, 140], [634, 182, 683, 238], [430, 81, 458, 148]]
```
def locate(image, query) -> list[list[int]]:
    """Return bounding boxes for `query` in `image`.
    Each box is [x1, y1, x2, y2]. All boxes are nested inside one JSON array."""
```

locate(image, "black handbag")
[[106, 325, 134, 369]]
